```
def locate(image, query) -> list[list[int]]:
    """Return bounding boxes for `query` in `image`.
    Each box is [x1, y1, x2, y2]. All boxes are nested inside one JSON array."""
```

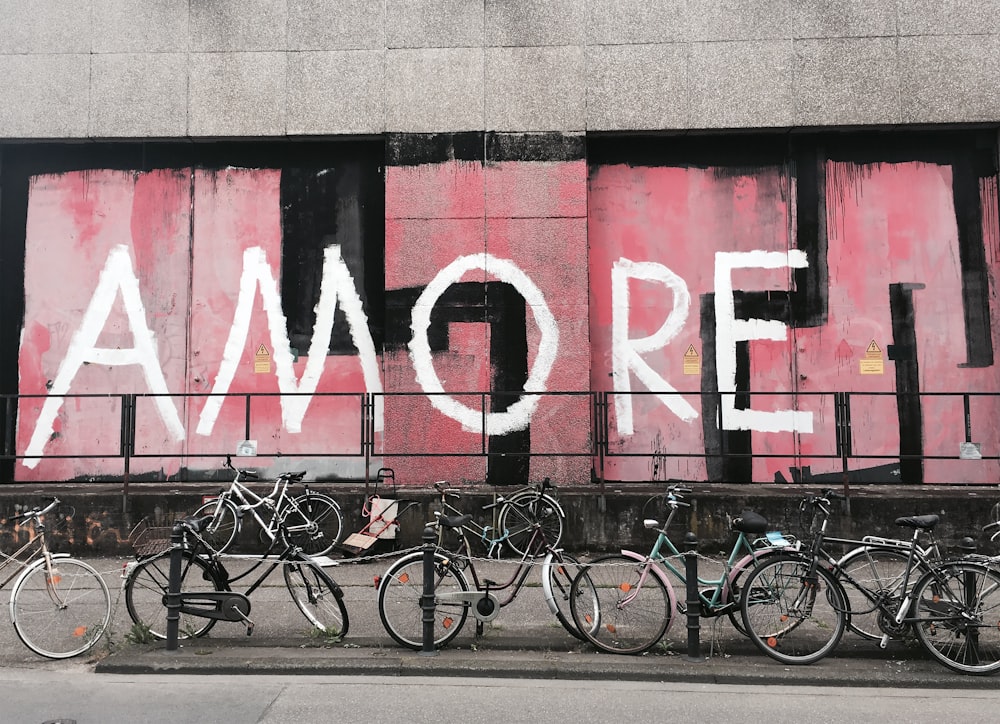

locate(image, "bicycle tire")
[[542, 551, 597, 641], [280, 493, 343, 557], [835, 547, 923, 641], [378, 551, 469, 650], [124, 550, 224, 640], [191, 497, 240, 554], [911, 559, 1000, 675], [740, 554, 847, 665], [10, 557, 111, 659], [569, 554, 672, 655], [498, 491, 564, 557], [283, 556, 349, 638], [726, 549, 789, 636]]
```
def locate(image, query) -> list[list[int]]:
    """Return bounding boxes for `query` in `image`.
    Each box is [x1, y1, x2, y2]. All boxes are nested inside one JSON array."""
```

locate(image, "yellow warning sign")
[[683, 345, 701, 375], [860, 339, 883, 375], [254, 344, 271, 374]]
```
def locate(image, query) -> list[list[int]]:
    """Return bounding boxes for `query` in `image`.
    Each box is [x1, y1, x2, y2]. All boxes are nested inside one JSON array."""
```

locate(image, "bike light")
[[373, 575, 381, 588]]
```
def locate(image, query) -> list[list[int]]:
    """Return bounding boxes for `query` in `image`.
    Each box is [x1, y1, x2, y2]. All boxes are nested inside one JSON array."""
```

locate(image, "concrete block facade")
[[3, 0, 1000, 137]]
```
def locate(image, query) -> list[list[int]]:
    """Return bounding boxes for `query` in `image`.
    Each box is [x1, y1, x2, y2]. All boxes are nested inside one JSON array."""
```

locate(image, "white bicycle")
[[192, 456, 344, 556]]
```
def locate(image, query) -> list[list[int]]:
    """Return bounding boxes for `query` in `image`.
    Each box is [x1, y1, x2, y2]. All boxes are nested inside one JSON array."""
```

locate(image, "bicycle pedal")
[[879, 634, 889, 649], [246, 622, 255, 636]]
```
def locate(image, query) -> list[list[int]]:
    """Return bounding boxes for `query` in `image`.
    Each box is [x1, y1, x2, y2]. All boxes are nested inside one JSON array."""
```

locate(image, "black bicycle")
[[123, 513, 349, 641]]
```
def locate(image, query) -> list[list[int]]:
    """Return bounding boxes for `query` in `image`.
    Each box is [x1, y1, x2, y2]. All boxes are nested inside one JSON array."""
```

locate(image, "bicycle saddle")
[[732, 510, 769, 534], [438, 514, 472, 529], [894, 514, 939, 530], [181, 514, 216, 533]]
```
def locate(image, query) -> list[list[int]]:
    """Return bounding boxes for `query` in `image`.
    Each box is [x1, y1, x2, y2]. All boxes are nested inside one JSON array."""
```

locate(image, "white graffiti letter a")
[[22, 244, 185, 468]]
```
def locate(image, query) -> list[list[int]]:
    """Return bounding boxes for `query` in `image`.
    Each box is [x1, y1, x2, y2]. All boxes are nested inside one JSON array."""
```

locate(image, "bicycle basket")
[[129, 519, 172, 558]]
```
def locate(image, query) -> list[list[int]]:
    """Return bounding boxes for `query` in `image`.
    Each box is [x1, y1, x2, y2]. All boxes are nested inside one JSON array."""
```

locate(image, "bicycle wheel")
[[542, 552, 597, 641], [911, 560, 1000, 675], [10, 558, 111, 659], [283, 556, 349, 638], [378, 551, 469, 650], [835, 547, 921, 641], [740, 555, 847, 665], [280, 493, 343, 557], [498, 492, 564, 557], [727, 550, 785, 636], [124, 550, 223, 640], [569, 554, 672, 655], [191, 497, 239, 554]]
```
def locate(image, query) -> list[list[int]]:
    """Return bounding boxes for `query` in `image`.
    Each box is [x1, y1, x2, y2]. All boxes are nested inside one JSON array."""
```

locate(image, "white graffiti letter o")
[[409, 254, 559, 435]]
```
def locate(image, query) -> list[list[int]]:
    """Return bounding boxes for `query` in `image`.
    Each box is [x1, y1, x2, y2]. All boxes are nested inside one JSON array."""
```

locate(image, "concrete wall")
[[3, 0, 1000, 138]]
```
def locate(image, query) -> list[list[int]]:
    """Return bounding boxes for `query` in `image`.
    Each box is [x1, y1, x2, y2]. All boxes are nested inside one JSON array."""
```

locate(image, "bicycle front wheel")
[[740, 555, 847, 665], [191, 498, 239, 554], [124, 550, 223, 640], [378, 552, 469, 650], [498, 492, 564, 557], [280, 493, 343, 557], [10, 558, 112, 659], [542, 552, 597, 641], [911, 560, 1000, 675], [569, 554, 672, 655], [835, 547, 920, 641], [283, 556, 349, 638]]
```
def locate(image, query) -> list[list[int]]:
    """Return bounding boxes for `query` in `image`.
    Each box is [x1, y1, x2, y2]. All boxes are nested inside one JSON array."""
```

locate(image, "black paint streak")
[[387, 133, 484, 166], [486, 132, 586, 163], [890, 283, 925, 484], [385, 282, 530, 485]]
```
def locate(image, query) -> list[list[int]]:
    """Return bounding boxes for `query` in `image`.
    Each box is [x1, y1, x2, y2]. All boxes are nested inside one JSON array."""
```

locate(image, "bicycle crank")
[[435, 591, 501, 622]]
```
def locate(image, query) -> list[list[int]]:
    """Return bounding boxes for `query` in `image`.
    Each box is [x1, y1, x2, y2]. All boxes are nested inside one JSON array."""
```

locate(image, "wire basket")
[[128, 519, 173, 558]]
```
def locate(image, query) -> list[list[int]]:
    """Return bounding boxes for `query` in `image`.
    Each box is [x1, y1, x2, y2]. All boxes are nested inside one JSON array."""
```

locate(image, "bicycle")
[[192, 456, 343, 556], [433, 477, 565, 558], [376, 482, 593, 650], [0, 497, 111, 658], [903, 518, 1000, 675], [122, 512, 349, 642], [567, 484, 797, 655], [738, 489, 950, 667]]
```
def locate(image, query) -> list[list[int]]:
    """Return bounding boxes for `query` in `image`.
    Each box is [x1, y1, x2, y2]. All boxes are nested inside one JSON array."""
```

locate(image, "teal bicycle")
[[569, 485, 796, 654]]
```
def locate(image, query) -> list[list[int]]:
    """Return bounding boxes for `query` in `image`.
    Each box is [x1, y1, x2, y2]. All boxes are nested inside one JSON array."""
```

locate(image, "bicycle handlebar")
[[11, 496, 60, 522]]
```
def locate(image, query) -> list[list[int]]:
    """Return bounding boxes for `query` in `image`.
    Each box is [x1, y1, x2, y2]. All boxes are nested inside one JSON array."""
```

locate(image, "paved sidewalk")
[[91, 554, 1000, 689]]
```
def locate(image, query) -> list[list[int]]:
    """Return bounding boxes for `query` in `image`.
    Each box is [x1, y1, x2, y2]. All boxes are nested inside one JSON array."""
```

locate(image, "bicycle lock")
[[165, 521, 184, 651], [684, 531, 703, 662], [420, 524, 438, 656]]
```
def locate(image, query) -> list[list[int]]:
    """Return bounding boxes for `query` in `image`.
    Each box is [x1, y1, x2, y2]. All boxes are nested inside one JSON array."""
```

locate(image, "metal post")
[[683, 531, 702, 662], [419, 524, 438, 657], [165, 522, 184, 651]]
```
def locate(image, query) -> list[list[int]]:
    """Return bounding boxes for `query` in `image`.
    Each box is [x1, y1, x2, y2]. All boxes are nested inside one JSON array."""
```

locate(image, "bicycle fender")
[[725, 548, 789, 600], [616, 549, 678, 630], [507, 491, 566, 520]]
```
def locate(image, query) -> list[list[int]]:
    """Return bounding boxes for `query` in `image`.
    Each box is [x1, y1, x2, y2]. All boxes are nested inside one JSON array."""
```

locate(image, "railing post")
[[419, 524, 438, 657], [165, 522, 184, 652], [683, 531, 702, 662]]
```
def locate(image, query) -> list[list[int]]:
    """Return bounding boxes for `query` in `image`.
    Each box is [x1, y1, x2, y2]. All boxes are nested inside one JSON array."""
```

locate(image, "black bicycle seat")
[[894, 514, 939, 530], [438, 514, 472, 529], [732, 510, 769, 534], [181, 514, 216, 533]]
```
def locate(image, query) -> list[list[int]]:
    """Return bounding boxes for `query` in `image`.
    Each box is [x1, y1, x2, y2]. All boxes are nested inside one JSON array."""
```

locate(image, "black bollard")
[[165, 522, 184, 651], [419, 524, 438, 657], [683, 531, 702, 662]]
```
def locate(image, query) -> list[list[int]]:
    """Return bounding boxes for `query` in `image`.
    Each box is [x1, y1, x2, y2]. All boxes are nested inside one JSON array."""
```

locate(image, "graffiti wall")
[[4, 133, 999, 485]]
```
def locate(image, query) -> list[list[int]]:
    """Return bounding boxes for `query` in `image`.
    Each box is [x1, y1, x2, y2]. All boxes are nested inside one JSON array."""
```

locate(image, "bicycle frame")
[[0, 503, 72, 601], [204, 468, 305, 543]]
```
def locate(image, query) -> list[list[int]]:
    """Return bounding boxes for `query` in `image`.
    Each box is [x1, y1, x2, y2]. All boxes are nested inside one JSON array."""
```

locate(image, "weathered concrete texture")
[[586, 44, 688, 131], [90, 53, 189, 138], [0, 55, 91, 138], [91, 0, 190, 54], [188, 52, 287, 137], [289, 0, 385, 51], [386, 48, 485, 132], [387, 0, 484, 49], [3, 482, 996, 558], [286, 50, 385, 135]]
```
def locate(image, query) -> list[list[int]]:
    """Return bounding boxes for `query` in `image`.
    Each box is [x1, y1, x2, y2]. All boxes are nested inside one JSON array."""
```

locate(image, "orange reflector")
[[584, 615, 593, 624], [767, 636, 778, 648], [443, 617, 454, 629], [780, 615, 789, 622], [399, 573, 409, 584], [49, 575, 62, 586], [619, 582, 632, 592], [606, 624, 617, 634], [933, 594, 940, 603], [557, 566, 566, 576], [73, 626, 87, 638]]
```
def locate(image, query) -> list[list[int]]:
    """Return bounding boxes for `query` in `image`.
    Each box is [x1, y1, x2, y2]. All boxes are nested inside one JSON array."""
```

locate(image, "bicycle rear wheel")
[[835, 547, 919, 641], [283, 556, 349, 638], [124, 550, 223, 640], [498, 492, 564, 557], [10, 558, 111, 659], [280, 493, 343, 557], [191, 498, 239, 554], [911, 560, 1000, 675], [569, 554, 672, 655], [740, 555, 846, 665], [377, 551, 469, 650], [542, 552, 597, 641]]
